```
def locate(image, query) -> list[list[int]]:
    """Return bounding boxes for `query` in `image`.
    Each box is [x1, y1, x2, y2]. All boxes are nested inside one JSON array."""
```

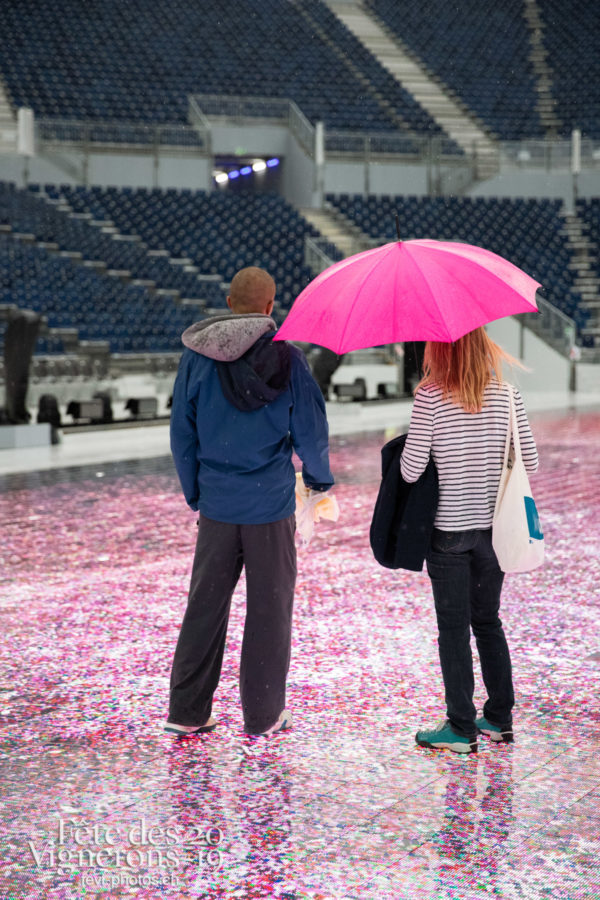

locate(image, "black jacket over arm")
[[369, 433, 439, 572]]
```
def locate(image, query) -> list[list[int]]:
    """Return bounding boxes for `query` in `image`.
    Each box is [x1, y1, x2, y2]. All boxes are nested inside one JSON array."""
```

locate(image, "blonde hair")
[[416, 327, 522, 412]]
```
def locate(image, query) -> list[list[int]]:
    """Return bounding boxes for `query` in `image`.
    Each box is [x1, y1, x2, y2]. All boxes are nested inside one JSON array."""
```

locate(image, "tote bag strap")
[[507, 384, 523, 463], [501, 382, 512, 468]]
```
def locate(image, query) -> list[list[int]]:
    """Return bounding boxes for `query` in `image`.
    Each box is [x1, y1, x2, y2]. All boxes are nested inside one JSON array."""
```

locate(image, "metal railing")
[[188, 93, 315, 156], [323, 130, 464, 160], [189, 93, 290, 121], [501, 138, 600, 170], [188, 96, 212, 133], [304, 236, 337, 274], [288, 102, 316, 157], [32, 101, 600, 177], [36, 118, 210, 151], [518, 294, 578, 357]]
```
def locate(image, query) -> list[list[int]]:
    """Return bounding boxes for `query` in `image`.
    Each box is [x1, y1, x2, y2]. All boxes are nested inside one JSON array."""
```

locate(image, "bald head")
[[227, 267, 276, 315]]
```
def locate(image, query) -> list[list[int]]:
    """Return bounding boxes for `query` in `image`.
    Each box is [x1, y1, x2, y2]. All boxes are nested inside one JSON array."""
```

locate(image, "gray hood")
[[181, 314, 277, 362]]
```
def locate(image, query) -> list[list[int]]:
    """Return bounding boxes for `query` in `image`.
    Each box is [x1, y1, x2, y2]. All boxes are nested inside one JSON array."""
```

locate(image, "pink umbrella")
[[274, 239, 541, 353]]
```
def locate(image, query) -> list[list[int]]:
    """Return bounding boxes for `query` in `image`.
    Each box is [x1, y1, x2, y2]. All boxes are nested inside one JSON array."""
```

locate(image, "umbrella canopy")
[[275, 239, 541, 353]]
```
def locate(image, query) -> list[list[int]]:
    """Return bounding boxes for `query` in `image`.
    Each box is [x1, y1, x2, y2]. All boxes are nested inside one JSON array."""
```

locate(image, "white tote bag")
[[492, 386, 544, 573]]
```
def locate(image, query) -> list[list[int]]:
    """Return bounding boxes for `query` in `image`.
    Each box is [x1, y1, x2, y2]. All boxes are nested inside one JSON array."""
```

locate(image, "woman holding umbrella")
[[275, 236, 543, 751], [400, 327, 539, 754]]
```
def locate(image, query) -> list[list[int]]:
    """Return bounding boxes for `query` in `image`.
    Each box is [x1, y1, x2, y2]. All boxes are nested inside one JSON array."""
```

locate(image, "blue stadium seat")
[[0, 0, 443, 137], [366, 0, 549, 140], [326, 191, 589, 329], [1, 181, 323, 353]]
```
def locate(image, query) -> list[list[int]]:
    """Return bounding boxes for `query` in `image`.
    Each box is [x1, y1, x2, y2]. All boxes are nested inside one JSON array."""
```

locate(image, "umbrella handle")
[[395, 214, 401, 241]]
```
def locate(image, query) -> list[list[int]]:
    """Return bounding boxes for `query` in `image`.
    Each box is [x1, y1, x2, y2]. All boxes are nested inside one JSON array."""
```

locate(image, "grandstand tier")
[[327, 192, 591, 337], [0, 183, 322, 354], [1, 181, 596, 357], [537, 0, 600, 139], [0, 0, 443, 138], [366, 0, 599, 140]]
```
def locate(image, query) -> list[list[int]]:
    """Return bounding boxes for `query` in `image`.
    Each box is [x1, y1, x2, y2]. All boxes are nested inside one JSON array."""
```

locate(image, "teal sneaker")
[[416, 720, 477, 754], [476, 716, 514, 743]]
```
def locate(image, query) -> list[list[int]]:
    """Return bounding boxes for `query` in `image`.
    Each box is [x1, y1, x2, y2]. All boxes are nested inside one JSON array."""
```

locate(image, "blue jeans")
[[426, 528, 514, 737]]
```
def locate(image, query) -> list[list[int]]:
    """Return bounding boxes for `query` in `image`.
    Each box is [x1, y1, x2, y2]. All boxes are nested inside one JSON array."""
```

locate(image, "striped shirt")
[[400, 381, 539, 531]]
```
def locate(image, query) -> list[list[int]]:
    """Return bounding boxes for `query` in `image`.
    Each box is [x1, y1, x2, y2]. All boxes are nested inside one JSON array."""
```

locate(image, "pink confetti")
[[0, 408, 599, 898]]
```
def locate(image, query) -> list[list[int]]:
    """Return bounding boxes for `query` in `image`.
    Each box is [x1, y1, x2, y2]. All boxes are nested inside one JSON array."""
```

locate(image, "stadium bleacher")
[[0, 0, 442, 137], [1, 177, 593, 354], [0, 182, 325, 354], [366, 0, 544, 140], [0, 1, 597, 362], [326, 192, 590, 334], [537, 0, 600, 139], [56, 186, 319, 298], [0, 229, 198, 354], [576, 198, 600, 289]]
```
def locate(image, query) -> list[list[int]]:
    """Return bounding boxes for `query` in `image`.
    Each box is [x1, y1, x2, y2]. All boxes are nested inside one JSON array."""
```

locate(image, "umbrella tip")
[[394, 213, 401, 241]]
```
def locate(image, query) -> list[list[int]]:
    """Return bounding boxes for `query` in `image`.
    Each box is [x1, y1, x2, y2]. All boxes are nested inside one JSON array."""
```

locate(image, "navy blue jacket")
[[170, 314, 333, 524]]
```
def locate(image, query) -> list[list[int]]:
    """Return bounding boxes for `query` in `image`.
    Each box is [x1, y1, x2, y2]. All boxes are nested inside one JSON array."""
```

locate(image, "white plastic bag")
[[295, 473, 340, 546], [492, 386, 544, 573]]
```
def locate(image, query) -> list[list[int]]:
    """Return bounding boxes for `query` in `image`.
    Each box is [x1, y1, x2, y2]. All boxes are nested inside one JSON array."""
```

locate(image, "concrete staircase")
[[300, 205, 370, 261], [326, 0, 499, 179], [293, 1, 416, 136], [0, 78, 17, 153], [561, 211, 600, 345], [522, 0, 562, 138]]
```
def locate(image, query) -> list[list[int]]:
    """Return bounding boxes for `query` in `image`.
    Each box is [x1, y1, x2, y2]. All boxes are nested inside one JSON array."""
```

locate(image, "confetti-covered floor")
[[1, 408, 599, 899]]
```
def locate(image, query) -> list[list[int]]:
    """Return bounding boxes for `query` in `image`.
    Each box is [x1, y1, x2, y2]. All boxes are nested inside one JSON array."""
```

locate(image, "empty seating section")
[[1, 0, 598, 142], [367, 0, 544, 140], [537, 0, 600, 139], [577, 199, 600, 235], [576, 199, 600, 283], [1, 186, 210, 298], [0, 231, 195, 353], [327, 193, 589, 333], [2, 179, 593, 356], [291, 2, 443, 137], [53, 186, 318, 305], [0, 182, 318, 354], [0, 0, 438, 136]]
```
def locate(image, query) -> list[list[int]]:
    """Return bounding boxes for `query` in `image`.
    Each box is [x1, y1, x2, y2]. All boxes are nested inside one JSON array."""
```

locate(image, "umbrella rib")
[[337, 243, 398, 351], [409, 245, 539, 341], [400, 244, 455, 342], [277, 238, 541, 351]]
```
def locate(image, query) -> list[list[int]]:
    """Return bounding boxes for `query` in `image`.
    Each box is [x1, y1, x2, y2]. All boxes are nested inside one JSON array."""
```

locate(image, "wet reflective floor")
[[1, 408, 599, 899]]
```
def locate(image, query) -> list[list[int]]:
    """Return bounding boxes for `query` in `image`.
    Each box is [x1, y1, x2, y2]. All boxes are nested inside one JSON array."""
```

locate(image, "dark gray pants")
[[168, 513, 297, 734]]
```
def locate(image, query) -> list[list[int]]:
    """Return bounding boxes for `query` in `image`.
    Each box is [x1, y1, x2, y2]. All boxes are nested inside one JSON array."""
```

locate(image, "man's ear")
[[265, 299, 274, 316], [226, 296, 233, 310]]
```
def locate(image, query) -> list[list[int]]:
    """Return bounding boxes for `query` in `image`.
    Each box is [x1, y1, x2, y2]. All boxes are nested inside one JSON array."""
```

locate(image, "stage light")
[[228, 169, 240, 179], [252, 160, 267, 172], [215, 172, 228, 184], [266, 158, 280, 168], [240, 166, 252, 176]]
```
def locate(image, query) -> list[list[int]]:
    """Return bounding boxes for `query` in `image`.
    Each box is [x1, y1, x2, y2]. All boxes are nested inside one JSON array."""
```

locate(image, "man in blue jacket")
[[166, 266, 334, 737]]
